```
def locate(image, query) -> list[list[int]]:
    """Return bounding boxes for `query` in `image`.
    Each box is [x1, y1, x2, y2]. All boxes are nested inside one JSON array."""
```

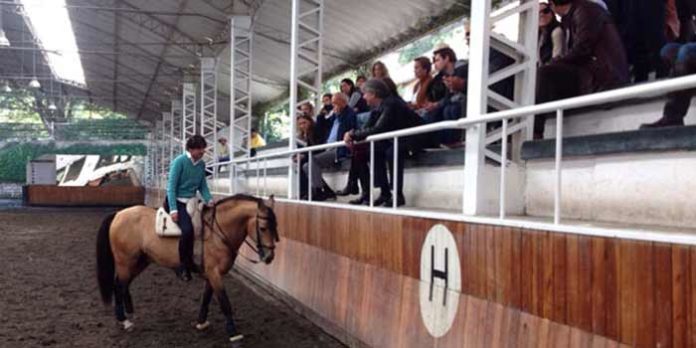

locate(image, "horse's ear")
[[266, 195, 275, 209]]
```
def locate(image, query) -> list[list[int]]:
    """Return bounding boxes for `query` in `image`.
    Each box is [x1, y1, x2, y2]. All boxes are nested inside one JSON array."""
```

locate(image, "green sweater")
[[166, 152, 213, 212]]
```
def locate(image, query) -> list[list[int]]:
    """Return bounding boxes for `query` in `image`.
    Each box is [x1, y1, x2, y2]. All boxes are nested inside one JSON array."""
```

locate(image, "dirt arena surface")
[[0, 206, 345, 348]]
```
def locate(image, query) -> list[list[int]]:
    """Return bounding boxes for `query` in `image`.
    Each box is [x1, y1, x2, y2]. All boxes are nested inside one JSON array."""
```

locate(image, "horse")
[[96, 194, 279, 343]]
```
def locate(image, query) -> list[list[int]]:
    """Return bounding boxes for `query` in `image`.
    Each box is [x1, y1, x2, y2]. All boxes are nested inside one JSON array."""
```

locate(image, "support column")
[[171, 100, 183, 157], [229, 15, 253, 194], [464, 0, 539, 215], [145, 131, 156, 189], [288, 0, 323, 199], [200, 57, 219, 167], [182, 82, 196, 142]]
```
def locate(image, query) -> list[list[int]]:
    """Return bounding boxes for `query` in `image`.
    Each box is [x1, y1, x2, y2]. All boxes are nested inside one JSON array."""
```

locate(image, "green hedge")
[[0, 141, 147, 182]]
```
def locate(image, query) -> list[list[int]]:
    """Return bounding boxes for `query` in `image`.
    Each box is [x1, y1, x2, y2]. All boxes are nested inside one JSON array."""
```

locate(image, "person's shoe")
[[336, 183, 359, 196], [349, 195, 369, 205], [373, 194, 391, 207], [310, 189, 327, 202], [323, 189, 337, 201], [639, 117, 684, 129], [382, 194, 406, 207]]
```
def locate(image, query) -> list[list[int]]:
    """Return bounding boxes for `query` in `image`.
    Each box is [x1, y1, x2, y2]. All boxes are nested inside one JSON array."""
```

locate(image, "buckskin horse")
[[96, 194, 279, 343]]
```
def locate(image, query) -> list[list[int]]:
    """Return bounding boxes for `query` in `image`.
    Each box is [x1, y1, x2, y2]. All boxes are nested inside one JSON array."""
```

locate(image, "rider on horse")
[[165, 135, 213, 281]]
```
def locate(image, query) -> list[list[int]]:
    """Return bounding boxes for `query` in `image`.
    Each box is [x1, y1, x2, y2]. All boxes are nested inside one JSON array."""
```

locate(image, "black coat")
[[352, 95, 423, 141]]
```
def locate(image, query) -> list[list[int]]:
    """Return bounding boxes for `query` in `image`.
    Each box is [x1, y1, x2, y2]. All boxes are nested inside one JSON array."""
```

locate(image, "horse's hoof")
[[229, 334, 244, 343], [120, 319, 135, 331], [194, 321, 210, 331]]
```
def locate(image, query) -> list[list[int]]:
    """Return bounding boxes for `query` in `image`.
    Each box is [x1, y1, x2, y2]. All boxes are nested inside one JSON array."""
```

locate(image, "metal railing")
[[205, 74, 696, 228]]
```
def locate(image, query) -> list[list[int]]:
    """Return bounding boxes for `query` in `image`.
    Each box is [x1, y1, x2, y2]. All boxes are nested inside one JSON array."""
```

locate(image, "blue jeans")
[[659, 43, 696, 122], [164, 198, 194, 267]]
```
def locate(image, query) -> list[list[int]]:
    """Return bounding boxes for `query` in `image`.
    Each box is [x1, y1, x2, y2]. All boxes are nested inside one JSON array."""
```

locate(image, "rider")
[[165, 135, 213, 281]]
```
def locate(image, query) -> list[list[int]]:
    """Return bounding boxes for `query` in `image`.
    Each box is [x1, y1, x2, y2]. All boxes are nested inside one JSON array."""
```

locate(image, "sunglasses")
[[540, 8, 552, 14]]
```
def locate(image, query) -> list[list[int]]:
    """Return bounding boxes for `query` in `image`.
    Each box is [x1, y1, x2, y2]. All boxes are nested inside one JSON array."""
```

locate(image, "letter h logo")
[[429, 245, 449, 306]]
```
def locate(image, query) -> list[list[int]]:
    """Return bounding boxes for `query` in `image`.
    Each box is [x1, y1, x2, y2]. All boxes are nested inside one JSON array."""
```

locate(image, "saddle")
[[155, 198, 203, 237]]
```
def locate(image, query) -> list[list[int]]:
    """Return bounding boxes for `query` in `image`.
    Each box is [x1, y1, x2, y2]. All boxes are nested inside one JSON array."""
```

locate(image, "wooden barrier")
[[235, 202, 694, 347], [24, 185, 144, 206]]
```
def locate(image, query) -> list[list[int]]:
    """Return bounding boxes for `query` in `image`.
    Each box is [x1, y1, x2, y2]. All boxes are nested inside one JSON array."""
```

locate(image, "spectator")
[[299, 101, 313, 117], [426, 47, 456, 108], [371, 61, 390, 79], [217, 137, 230, 162], [295, 115, 324, 199], [318, 93, 333, 117], [422, 47, 466, 147], [538, 2, 567, 66], [438, 64, 469, 148], [640, 36, 696, 128], [356, 75, 367, 90], [250, 128, 266, 157], [344, 79, 423, 207], [340, 78, 369, 113], [303, 93, 357, 201], [409, 57, 434, 114], [534, 0, 629, 139]]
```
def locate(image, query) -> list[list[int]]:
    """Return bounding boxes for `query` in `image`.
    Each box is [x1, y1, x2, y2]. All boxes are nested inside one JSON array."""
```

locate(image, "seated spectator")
[[438, 64, 469, 148], [408, 56, 434, 115], [344, 79, 423, 207], [538, 2, 567, 66], [295, 115, 324, 199], [534, 0, 629, 139], [318, 93, 333, 117], [356, 75, 367, 90], [640, 39, 696, 128], [371, 61, 390, 79], [340, 78, 369, 113], [425, 47, 456, 111], [249, 128, 266, 157], [302, 93, 357, 201]]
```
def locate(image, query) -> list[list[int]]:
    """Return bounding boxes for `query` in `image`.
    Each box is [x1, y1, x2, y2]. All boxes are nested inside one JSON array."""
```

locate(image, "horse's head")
[[248, 195, 279, 264]]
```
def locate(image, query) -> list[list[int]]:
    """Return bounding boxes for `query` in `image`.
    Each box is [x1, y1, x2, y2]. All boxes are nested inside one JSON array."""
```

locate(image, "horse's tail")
[[96, 212, 117, 304]]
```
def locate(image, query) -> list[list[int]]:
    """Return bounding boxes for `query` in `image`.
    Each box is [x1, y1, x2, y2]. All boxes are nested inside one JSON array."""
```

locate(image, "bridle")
[[204, 201, 276, 264]]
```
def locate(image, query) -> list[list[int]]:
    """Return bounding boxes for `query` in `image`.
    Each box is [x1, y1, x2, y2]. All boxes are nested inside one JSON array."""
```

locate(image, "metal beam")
[[136, 0, 191, 120]]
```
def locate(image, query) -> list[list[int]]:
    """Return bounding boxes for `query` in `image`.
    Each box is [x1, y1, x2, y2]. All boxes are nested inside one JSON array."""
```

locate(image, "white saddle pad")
[[155, 198, 204, 238]]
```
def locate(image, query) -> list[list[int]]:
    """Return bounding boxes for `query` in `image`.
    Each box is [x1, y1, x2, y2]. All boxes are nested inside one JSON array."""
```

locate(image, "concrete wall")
[[526, 151, 696, 228]]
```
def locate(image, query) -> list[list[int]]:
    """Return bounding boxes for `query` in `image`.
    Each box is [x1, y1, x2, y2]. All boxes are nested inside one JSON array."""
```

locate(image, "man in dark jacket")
[[534, 0, 629, 139], [344, 79, 423, 207], [303, 93, 357, 201]]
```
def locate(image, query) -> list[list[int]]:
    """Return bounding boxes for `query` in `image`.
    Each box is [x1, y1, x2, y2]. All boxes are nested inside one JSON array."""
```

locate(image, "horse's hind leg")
[[124, 256, 149, 315], [114, 277, 134, 331]]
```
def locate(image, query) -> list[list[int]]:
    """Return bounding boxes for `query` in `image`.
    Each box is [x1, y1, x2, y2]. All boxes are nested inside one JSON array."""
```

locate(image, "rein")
[[204, 202, 274, 265]]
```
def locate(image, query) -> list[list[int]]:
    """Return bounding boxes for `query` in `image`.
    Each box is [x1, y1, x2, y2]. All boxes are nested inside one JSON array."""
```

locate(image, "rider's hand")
[[171, 212, 179, 222]]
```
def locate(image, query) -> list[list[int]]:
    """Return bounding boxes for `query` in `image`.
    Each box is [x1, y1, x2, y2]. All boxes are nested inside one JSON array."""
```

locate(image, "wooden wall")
[[24, 185, 144, 206], [144, 191, 693, 347]]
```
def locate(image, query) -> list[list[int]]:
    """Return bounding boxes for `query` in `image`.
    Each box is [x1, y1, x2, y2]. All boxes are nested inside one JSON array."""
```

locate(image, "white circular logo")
[[419, 224, 461, 338]]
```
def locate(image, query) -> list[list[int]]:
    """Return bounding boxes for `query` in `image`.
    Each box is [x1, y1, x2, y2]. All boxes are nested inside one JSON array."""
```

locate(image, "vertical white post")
[[463, 0, 492, 215], [392, 137, 398, 209], [229, 15, 253, 195], [369, 141, 374, 207], [182, 82, 196, 145], [499, 118, 508, 219], [171, 100, 182, 159], [554, 109, 563, 224], [288, 0, 323, 199], [200, 57, 219, 177]]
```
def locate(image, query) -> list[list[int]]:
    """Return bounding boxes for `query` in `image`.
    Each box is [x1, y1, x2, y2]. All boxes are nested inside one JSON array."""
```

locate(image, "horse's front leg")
[[208, 270, 243, 342], [194, 280, 214, 331]]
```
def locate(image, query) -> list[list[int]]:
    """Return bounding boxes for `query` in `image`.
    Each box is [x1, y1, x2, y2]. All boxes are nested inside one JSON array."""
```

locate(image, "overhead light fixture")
[[28, 77, 40, 89], [2, 82, 11, 93], [48, 100, 57, 111]]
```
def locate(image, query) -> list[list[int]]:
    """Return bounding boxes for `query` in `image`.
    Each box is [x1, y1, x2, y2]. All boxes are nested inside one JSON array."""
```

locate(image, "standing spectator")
[[409, 57, 434, 114], [539, 2, 567, 65], [249, 128, 266, 157], [299, 102, 314, 118], [534, 0, 629, 139], [217, 137, 230, 162]]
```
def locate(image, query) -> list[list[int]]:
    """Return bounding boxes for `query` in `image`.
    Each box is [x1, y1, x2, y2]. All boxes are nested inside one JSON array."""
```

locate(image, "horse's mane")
[[215, 193, 263, 206]]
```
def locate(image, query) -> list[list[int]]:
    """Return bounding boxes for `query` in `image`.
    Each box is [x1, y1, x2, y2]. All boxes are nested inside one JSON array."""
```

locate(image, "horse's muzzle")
[[261, 249, 274, 264]]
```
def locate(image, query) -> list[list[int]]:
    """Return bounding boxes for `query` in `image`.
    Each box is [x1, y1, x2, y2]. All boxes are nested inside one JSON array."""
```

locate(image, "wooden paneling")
[[25, 185, 144, 206], [177, 199, 696, 347]]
